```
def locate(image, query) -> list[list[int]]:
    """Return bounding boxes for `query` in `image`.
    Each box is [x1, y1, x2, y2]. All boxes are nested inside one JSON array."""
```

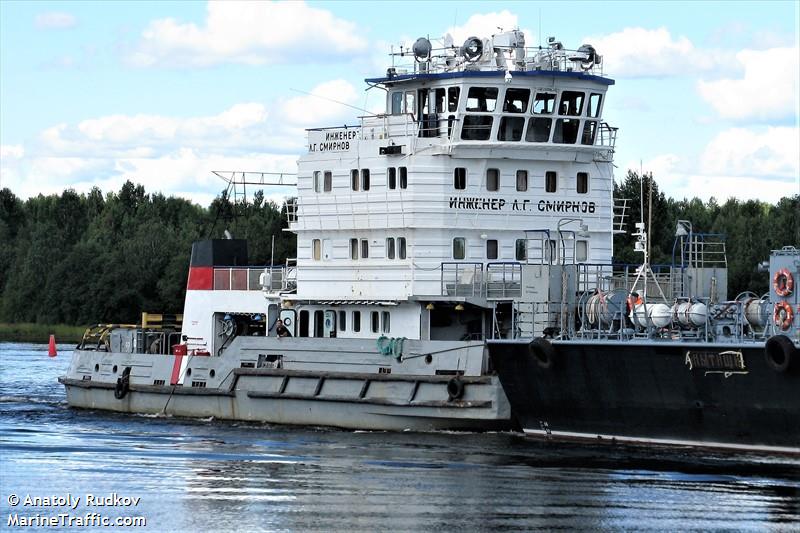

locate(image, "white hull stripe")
[[522, 428, 800, 455]]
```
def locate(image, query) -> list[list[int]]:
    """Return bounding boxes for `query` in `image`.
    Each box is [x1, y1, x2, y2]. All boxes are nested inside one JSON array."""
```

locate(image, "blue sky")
[[1, 1, 798, 204]]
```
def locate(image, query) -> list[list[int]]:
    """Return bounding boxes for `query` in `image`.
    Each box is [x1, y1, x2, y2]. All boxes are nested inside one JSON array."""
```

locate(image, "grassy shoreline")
[[0, 323, 85, 344]]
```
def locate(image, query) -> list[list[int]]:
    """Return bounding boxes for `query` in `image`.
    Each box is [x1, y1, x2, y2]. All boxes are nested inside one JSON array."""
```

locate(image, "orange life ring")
[[773, 301, 794, 331], [773, 268, 794, 297]]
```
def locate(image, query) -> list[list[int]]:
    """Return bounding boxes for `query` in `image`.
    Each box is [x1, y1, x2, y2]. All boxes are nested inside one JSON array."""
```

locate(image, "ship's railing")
[[485, 262, 523, 298], [360, 113, 421, 140], [577, 263, 681, 301], [596, 122, 617, 150], [441, 262, 484, 297], [613, 198, 630, 234]]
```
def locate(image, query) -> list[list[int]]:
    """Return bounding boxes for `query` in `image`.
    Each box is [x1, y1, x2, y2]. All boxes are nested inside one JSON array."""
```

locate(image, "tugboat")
[[60, 30, 621, 430]]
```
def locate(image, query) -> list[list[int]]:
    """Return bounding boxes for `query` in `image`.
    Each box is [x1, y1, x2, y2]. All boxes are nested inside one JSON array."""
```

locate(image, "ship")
[[60, 30, 620, 430]]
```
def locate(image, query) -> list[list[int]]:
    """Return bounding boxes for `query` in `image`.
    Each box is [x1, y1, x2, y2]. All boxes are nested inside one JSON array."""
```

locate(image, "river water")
[[1, 341, 798, 532]]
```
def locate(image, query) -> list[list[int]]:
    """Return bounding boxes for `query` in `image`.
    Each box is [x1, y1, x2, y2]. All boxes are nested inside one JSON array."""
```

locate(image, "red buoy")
[[48, 334, 57, 357]]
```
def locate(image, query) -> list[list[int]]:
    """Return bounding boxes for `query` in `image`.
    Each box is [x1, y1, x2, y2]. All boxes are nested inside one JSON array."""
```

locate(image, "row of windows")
[[453, 237, 588, 262], [388, 86, 602, 119], [455, 168, 589, 194], [313, 167, 408, 193], [311, 238, 407, 261], [298, 309, 391, 337], [462, 115, 599, 144]]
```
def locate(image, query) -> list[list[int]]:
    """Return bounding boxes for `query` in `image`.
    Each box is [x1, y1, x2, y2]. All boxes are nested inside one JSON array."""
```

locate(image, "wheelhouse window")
[[390, 92, 403, 115], [503, 88, 530, 113], [486, 168, 499, 191], [532, 92, 556, 114], [435, 88, 446, 114], [577, 172, 589, 194], [388, 167, 397, 190], [581, 121, 597, 145], [352, 311, 361, 332], [553, 119, 579, 144], [448, 87, 460, 112], [461, 115, 493, 140], [498, 117, 524, 141], [350, 238, 359, 259], [526, 118, 552, 142], [515, 239, 527, 261], [453, 237, 466, 260], [338, 311, 346, 331], [404, 92, 415, 117], [386, 237, 396, 259], [454, 167, 467, 189], [588, 93, 602, 118], [545, 171, 557, 193], [466, 87, 498, 112], [361, 239, 369, 259], [398, 237, 407, 259], [312, 239, 321, 260], [323, 171, 332, 192], [361, 169, 370, 191], [486, 239, 498, 260], [351, 169, 359, 191], [516, 170, 528, 192], [371, 311, 380, 333], [559, 91, 585, 116], [382, 311, 390, 333], [399, 167, 408, 189]]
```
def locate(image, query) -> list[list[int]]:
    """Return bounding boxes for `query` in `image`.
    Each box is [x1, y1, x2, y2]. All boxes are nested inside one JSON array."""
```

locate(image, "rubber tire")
[[447, 377, 465, 400], [114, 367, 131, 399], [529, 337, 558, 370], [765, 335, 797, 373]]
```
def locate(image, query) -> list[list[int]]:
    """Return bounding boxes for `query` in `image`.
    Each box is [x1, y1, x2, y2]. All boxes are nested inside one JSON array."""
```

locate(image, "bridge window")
[[516, 170, 528, 192], [466, 87, 497, 112], [391, 92, 403, 115], [486, 239, 498, 260], [399, 167, 408, 189], [404, 92, 415, 117], [448, 87, 460, 112], [313, 171, 321, 192], [498, 116, 524, 141], [398, 237, 407, 259], [386, 237, 395, 259], [388, 167, 397, 189], [314, 310, 324, 337], [559, 91, 585, 116], [486, 168, 499, 191], [545, 171, 557, 193], [577, 172, 589, 194], [361, 169, 370, 190], [382, 311, 391, 333], [577, 240, 588, 262], [299, 310, 309, 337], [371, 311, 380, 333], [461, 115, 493, 140], [515, 239, 527, 261], [312, 239, 321, 260], [435, 88, 446, 113], [581, 121, 597, 145], [526, 117, 552, 142], [350, 238, 359, 260], [588, 93, 602, 118], [454, 167, 467, 189], [553, 119, 579, 144], [323, 171, 332, 192], [453, 237, 466, 260], [532, 92, 556, 114], [338, 311, 346, 331], [361, 239, 369, 259], [503, 88, 530, 113], [353, 311, 361, 332], [351, 169, 359, 191]]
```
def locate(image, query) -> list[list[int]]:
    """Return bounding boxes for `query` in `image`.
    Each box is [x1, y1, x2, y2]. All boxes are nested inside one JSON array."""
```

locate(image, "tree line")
[[1, 175, 797, 326]]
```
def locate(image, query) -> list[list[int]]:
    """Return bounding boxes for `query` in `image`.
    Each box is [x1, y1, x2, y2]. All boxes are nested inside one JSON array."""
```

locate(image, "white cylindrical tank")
[[688, 302, 707, 327], [674, 302, 693, 327], [648, 303, 672, 328], [631, 304, 648, 329]]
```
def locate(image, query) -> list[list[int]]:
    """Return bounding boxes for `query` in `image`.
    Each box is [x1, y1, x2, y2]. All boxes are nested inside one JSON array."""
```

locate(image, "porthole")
[[186, 368, 192, 377], [112, 365, 118, 373], [210, 369, 216, 378], [94, 364, 99, 372]]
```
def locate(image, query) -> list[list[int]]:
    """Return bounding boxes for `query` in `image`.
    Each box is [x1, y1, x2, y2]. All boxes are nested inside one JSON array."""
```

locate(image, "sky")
[[1, 0, 798, 206]]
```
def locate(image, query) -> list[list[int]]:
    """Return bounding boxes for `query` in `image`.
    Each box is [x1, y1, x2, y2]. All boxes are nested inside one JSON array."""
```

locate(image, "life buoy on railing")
[[773, 301, 794, 331], [773, 268, 794, 297]]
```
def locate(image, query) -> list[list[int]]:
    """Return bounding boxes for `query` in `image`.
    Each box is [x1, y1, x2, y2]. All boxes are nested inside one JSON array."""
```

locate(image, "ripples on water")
[[1, 342, 798, 531]]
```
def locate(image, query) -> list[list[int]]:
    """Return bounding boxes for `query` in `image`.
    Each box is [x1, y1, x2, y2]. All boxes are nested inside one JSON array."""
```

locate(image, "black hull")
[[488, 339, 800, 454]]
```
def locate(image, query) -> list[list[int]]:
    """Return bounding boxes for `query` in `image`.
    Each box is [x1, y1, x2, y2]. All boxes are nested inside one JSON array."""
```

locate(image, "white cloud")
[[586, 27, 728, 78], [128, 1, 367, 67], [697, 47, 799, 121], [34, 12, 77, 30], [444, 11, 524, 44], [627, 127, 800, 202], [0, 78, 363, 204]]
